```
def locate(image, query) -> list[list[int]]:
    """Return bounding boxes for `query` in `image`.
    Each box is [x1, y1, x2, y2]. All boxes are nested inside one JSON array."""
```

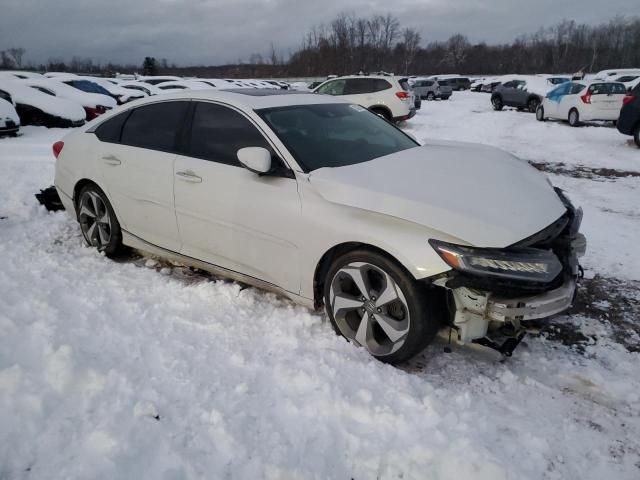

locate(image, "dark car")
[[491, 79, 542, 113], [447, 77, 471, 90], [617, 83, 640, 147]]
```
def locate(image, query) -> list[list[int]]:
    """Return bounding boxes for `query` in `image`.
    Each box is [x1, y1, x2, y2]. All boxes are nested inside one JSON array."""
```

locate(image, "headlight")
[[429, 239, 563, 282]]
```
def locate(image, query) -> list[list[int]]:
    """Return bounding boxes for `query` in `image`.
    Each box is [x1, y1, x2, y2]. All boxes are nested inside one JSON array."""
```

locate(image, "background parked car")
[[135, 75, 182, 85], [0, 79, 85, 128], [0, 97, 20, 136], [313, 74, 415, 122], [19, 78, 116, 120], [412, 79, 452, 100], [481, 78, 502, 93], [491, 76, 550, 112], [594, 68, 640, 80], [617, 83, 640, 147], [115, 81, 161, 97], [428, 75, 471, 90], [155, 80, 214, 91], [55, 75, 145, 104], [537, 81, 627, 126], [608, 74, 640, 92]]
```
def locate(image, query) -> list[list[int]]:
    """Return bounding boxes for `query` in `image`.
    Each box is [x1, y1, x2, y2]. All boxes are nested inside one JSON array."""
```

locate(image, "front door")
[[173, 101, 302, 293]]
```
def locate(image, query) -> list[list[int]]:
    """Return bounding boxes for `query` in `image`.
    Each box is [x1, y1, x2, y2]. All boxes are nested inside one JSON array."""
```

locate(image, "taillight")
[[96, 105, 107, 114], [84, 106, 98, 120], [580, 93, 591, 104], [395, 91, 409, 99], [623, 95, 635, 105], [52, 141, 64, 159]]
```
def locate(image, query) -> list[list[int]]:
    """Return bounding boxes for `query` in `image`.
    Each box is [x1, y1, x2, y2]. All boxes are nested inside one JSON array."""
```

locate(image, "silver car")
[[412, 79, 453, 100]]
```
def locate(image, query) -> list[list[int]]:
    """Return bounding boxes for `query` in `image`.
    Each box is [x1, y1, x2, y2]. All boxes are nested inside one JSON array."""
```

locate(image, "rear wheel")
[[491, 96, 503, 111], [76, 184, 123, 256], [426, 92, 435, 101], [371, 108, 392, 122], [528, 97, 540, 113], [536, 105, 545, 121], [568, 108, 580, 127], [634, 123, 640, 148], [324, 249, 442, 364]]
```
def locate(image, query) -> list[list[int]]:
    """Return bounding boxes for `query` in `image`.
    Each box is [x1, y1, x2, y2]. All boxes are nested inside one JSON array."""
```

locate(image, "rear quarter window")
[[94, 110, 131, 143], [588, 83, 608, 95]]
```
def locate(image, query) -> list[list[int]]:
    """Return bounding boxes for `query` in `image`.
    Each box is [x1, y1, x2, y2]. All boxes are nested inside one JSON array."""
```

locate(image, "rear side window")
[[609, 83, 627, 94], [570, 84, 586, 94], [95, 110, 131, 143], [344, 78, 372, 95], [188, 102, 271, 166], [588, 83, 608, 95], [120, 101, 188, 152], [373, 79, 392, 91]]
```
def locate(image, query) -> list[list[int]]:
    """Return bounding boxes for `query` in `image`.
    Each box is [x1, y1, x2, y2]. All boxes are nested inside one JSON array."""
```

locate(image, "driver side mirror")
[[237, 147, 271, 174]]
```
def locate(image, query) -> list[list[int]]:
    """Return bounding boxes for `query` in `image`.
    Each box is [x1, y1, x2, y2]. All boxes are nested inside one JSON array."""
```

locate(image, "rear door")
[[173, 101, 301, 292], [96, 101, 188, 251]]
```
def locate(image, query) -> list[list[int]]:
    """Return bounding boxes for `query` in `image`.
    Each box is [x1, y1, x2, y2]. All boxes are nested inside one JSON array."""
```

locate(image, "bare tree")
[[7, 47, 26, 69]]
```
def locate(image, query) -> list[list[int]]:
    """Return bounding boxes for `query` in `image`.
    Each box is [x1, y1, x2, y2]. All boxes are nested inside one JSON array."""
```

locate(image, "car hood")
[[308, 140, 567, 248]]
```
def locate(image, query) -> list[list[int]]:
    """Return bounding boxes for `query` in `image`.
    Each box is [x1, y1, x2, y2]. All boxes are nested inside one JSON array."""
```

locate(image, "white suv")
[[313, 75, 416, 122]]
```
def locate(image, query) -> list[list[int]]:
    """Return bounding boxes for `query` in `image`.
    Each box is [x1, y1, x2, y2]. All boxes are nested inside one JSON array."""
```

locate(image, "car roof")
[[123, 88, 349, 110]]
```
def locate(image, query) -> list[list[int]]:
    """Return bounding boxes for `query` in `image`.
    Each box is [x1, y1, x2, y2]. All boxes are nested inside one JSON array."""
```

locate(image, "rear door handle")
[[175, 170, 202, 183], [101, 154, 121, 165]]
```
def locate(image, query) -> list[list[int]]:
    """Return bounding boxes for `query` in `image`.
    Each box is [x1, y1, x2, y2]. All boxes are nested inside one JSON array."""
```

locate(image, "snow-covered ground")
[[1, 92, 639, 479]]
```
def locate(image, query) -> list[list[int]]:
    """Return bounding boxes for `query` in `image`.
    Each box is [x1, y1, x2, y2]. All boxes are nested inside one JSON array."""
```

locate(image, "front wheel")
[[324, 250, 442, 364], [536, 105, 546, 121], [76, 184, 124, 256], [491, 96, 503, 111], [634, 124, 640, 148], [426, 92, 435, 101]]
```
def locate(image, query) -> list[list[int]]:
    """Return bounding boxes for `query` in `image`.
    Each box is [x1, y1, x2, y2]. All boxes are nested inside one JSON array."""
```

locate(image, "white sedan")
[[537, 81, 627, 126], [54, 90, 585, 363]]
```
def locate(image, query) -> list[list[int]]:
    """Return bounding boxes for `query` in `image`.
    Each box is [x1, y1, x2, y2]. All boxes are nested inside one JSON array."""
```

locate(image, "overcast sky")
[[1, 0, 636, 66]]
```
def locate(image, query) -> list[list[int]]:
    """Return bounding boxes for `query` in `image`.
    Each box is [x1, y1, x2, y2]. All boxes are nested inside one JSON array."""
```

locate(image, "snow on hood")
[[308, 140, 567, 248], [0, 97, 20, 125], [20, 78, 117, 109], [0, 79, 85, 121]]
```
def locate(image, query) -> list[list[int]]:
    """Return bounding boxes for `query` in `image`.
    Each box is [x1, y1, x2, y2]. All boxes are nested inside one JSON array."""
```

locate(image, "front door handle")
[[101, 154, 121, 165], [175, 170, 202, 183]]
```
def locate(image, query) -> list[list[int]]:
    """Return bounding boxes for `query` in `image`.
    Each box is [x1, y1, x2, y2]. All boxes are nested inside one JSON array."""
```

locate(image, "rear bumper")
[[394, 108, 416, 122]]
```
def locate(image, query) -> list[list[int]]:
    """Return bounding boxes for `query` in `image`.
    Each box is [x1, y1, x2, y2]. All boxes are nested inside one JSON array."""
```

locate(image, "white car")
[[54, 75, 145, 104], [0, 97, 20, 136], [135, 75, 183, 85], [0, 79, 85, 128], [537, 81, 627, 126], [313, 75, 415, 122], [20, 78, 116, 120], [155, 80, 214, 92], [608, 74, 640, 92], [593, 68, 640, 81], [54, 90, 585, 363], [115, 81, 162, 97]]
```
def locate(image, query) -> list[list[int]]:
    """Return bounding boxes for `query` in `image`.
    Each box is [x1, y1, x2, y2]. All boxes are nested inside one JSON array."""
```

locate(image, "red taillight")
[[395, 91, 409, 99], [84, 106, 98, 120], [580, 93, 591, 104], [623, 95, 635, 105], [52, 141, 64, 159]]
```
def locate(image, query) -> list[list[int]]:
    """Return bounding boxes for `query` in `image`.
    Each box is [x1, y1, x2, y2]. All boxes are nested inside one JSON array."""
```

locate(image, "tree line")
[[2, 14, 639, 78]]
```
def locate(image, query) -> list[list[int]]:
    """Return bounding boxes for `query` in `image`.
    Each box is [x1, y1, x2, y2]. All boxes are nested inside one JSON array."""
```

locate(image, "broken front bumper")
[[444, 277, 577, 344]]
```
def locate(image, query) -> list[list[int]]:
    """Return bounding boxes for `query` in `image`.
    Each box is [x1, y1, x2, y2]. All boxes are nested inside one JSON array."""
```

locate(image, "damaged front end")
[[430, 188, 586, 356]]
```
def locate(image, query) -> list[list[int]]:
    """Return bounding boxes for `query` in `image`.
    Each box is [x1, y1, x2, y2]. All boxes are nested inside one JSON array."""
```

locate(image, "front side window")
[[120, 101, 188, 152], [570, 83, 586, 95], [189, 102, 271, 166], [316, 80, 346, 96], [257, 103, 418, 172]]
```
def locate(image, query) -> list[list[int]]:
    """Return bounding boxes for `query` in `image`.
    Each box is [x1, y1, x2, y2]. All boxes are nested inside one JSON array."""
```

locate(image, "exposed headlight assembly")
[[429, 239, 563, 283]]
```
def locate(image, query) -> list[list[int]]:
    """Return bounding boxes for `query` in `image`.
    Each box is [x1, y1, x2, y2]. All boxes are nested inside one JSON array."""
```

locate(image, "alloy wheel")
[[329, 262, 410, 356], [78, 190, 112, 249]]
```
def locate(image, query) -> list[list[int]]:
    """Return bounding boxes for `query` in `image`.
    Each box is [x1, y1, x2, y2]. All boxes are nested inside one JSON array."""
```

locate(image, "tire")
[[76, 184, 124, 257], [491, 96, 503, 111], [371, 108, 392, 122], [536, 105, 545, 122], [324, 249, 442, 364], [568, 108, 580, 127], [527, 97, 540, 113], [426, 92, 435, 101], [634, 123, 640, 148]]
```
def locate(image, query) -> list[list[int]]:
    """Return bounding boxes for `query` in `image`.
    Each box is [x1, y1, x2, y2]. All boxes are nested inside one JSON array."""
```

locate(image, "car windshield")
[[257, 103, 418, 172], [68, 80, 111, 96]]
